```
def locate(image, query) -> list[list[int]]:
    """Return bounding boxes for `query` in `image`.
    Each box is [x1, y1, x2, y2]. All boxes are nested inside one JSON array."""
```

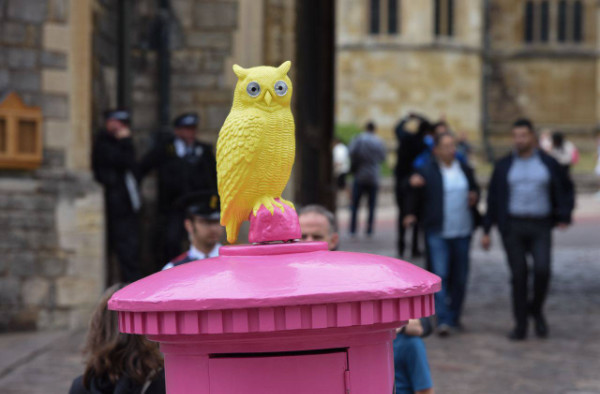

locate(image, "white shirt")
[[162, 243, 221, 270], [333, 142, 350, 175]]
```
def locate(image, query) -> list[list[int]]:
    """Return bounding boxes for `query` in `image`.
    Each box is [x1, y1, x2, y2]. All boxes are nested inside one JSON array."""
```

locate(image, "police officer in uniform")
[[162, 191, 223, 270], [140, 113, 218, 266], [92, 110, 142, 283]]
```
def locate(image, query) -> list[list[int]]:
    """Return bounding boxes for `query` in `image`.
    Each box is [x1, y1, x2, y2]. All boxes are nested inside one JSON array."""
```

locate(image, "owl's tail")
[[226, 220, 241, 244]]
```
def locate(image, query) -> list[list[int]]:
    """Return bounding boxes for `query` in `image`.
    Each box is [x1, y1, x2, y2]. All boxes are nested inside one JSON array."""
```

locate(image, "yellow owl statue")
[[216, 61, 297, 244]]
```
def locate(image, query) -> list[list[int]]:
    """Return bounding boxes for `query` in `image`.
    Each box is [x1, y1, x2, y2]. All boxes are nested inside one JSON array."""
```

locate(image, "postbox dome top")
[[109, 242, 440, 313]]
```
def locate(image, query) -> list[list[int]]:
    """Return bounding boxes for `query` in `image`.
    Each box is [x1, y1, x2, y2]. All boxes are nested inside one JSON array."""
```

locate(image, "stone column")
[[68, 0, 92, 171]]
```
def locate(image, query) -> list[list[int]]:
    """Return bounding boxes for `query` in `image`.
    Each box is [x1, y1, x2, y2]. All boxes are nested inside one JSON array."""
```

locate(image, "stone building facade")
[[336, 0, 600, 155], [0, 0, 104, 331], [0, 0, 296, 332]]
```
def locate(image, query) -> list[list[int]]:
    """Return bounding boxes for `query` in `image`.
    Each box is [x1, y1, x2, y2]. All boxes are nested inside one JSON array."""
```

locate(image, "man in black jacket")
[[92, 110, 142, 283], [140, 113, 217, 265], [394, 114, 430, 257], [404, 132, 480, 336], [482, 118, 574, 340]]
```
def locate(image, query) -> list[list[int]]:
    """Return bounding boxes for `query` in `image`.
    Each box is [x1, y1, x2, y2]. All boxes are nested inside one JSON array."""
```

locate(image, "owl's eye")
[[274, 81, 288, 96], [246, 82, 261, 97]]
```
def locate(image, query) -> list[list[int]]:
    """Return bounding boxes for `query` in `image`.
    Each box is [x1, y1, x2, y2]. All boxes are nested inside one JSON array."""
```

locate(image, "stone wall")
[[0, 0, 104, 331], [487, 0, 599, 149], [336, 0, 483, 145], [337, 49, 482, 145]]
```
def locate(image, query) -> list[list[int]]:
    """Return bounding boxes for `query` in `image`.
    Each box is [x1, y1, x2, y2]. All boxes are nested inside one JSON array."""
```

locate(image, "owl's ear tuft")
[[277, 61, 291, 75], [233, 64, 248, 79]]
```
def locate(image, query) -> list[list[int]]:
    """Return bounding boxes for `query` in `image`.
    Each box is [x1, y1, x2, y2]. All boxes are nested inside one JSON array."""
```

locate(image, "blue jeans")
[[426, 232, 471, 327], [350, 181, 378, 235]]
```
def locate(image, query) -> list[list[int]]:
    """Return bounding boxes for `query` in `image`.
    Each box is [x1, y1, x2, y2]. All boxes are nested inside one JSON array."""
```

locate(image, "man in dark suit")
[[92, 110, 142, 283], [482, 118, 574, 340], [140, 113, 217, 266]]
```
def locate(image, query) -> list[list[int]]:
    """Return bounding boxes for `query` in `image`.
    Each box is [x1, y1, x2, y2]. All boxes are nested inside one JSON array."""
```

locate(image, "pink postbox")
[[109, 236, 440, 393], [108, 58, 440, 394]]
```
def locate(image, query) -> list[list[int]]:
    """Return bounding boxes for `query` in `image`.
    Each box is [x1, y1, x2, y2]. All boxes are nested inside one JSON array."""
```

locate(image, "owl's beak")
[[264, 91, 272, 106]]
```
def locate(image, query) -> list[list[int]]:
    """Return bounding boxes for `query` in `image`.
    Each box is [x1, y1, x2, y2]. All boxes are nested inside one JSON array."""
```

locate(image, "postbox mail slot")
[[208, 350, 348, 393]]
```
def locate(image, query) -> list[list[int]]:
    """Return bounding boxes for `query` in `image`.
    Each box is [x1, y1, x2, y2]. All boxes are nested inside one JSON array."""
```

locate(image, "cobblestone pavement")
[[0, 194, 598, 393]]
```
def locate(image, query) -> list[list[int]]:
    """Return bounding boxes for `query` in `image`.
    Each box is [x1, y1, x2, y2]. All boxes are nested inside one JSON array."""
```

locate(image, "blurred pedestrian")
[[69, 283, 165, 394], [433, 120, 449, 135], [544, 132, 578, 172], [595, 133, 600, 200], [140, 113, 217, 266], [394, 114, 430, 257], [162, 191, 223, 270], [92, 110, 141, 283], [393, 318, 434, 394], [333, 138, 351, 198], [456, 132, 472, 163], [299, 204, 339, 251], [481, 119, 574, 340], [539, 129, 552, 152], [349, 121, 387, 237], [404, 132, 480, 336], [414, 121, 467, 169]]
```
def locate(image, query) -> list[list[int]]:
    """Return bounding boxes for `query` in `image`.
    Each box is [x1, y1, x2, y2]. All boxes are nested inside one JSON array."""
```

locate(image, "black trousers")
[[501, 217, 552, 328], [350, 181, 378, 235], [107, 209, 141, 283], [395, 177, 420, 257]]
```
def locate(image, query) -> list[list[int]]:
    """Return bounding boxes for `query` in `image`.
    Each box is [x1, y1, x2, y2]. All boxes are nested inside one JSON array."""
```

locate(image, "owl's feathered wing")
[[216, 112, 263, 243]]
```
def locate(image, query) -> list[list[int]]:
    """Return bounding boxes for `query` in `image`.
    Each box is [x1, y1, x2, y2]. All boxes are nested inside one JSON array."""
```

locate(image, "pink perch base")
[[248, 198, 301, 243]]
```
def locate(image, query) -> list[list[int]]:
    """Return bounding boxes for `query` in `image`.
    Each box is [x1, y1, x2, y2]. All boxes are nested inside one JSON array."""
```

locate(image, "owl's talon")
[[278, 198, 295, 210], [252, 197, 276, 216], [272, 199, 285, 213]]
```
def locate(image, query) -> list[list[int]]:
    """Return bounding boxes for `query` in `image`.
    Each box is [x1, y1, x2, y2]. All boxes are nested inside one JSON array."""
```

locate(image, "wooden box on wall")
[[0, 92, 43, 170]]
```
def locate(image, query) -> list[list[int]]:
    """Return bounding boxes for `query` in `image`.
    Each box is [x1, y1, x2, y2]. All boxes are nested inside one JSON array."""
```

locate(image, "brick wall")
[[0, 0, 104, 331]]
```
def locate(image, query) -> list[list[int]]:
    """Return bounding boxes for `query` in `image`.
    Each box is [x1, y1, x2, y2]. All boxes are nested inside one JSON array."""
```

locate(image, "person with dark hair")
[[404, 132, 480, 336], [394, 114, 430, 257], [69, 283, 165, 394], [161, 192, 223, 270], [482, 118, 574, 340], [348, 121, 387, 237], [332, 137, 351, 193], [299, 204, 340, 251], [92, 110, 142, 283], [140, 113, 218, 267], [545, 131, 578, 172]]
